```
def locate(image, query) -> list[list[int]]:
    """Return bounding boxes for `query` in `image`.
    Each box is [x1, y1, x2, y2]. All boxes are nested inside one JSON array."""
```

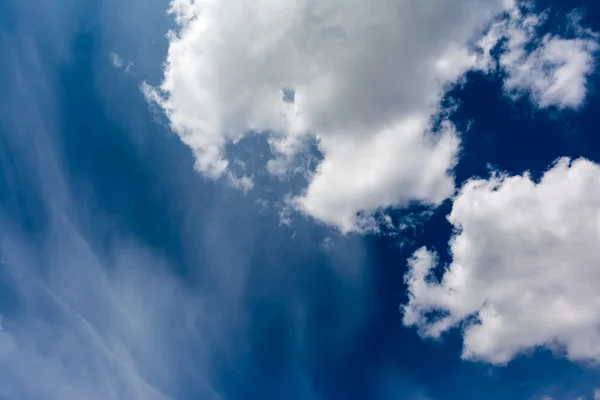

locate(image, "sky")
[[1, 0, 600, 399]]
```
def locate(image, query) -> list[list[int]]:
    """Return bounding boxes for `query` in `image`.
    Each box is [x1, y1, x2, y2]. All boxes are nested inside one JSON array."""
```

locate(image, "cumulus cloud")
[[145, 0, 599, 232], [145, 0, 528, 232], [402, 158, 600, 365], [479, 6, 599, 109]]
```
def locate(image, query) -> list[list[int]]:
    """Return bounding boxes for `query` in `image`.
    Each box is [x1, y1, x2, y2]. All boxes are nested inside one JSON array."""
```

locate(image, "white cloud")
[[110, 52, 135, 73], [0, 124, 221, 399], [146, 0, 598, 233], [227, 171, 255, 192], [0, 233, 219, 400], [0, 100, 222, 399], [2, 1, 431, 398], [479, 7, 599, 109], [1, 24, 223, 399], [402, 158, 600, 365], [110, 52, 123, 68], [542, 390, 600, 400], [145, 0, 522, 233]]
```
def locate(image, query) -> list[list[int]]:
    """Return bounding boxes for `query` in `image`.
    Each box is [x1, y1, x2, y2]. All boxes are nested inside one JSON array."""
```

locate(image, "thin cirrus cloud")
[[0, 10, 221, 398], [402, 158, 600, 365], [0, 224, 217, 400], [144, 0, 598, 233], [0, 97, 211, 400]]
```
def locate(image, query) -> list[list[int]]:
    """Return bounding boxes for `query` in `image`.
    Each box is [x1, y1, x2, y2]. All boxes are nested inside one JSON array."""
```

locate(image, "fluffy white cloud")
[[145, 0, 521, 232], [146, 0, 598, 232], [479, 7, 599, 109], [402, 158, 600, 365]]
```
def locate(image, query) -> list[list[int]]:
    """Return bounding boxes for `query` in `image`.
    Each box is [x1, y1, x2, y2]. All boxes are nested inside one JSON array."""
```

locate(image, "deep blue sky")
[[1, 0, 600, 399]]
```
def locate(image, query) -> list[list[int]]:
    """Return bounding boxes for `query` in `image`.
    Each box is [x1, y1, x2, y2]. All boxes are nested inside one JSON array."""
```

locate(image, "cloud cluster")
[[2, 2, 600, 400], [479, 6, 599, 109], [402, 158, 600, 365], [146, 0, 599, 232], [145, 0, 520, 232]]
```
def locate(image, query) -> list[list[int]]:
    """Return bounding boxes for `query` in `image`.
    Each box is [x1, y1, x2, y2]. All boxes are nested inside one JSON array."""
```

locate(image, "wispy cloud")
[[0, 6, 220, 399], [0, 2, 384, 399], [0, 227, 218, 400], [110, 52, 124, 68]]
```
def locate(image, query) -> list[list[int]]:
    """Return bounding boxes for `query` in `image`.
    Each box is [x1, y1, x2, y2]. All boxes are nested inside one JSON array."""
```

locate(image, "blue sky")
[[1, 0, 600, 399]]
